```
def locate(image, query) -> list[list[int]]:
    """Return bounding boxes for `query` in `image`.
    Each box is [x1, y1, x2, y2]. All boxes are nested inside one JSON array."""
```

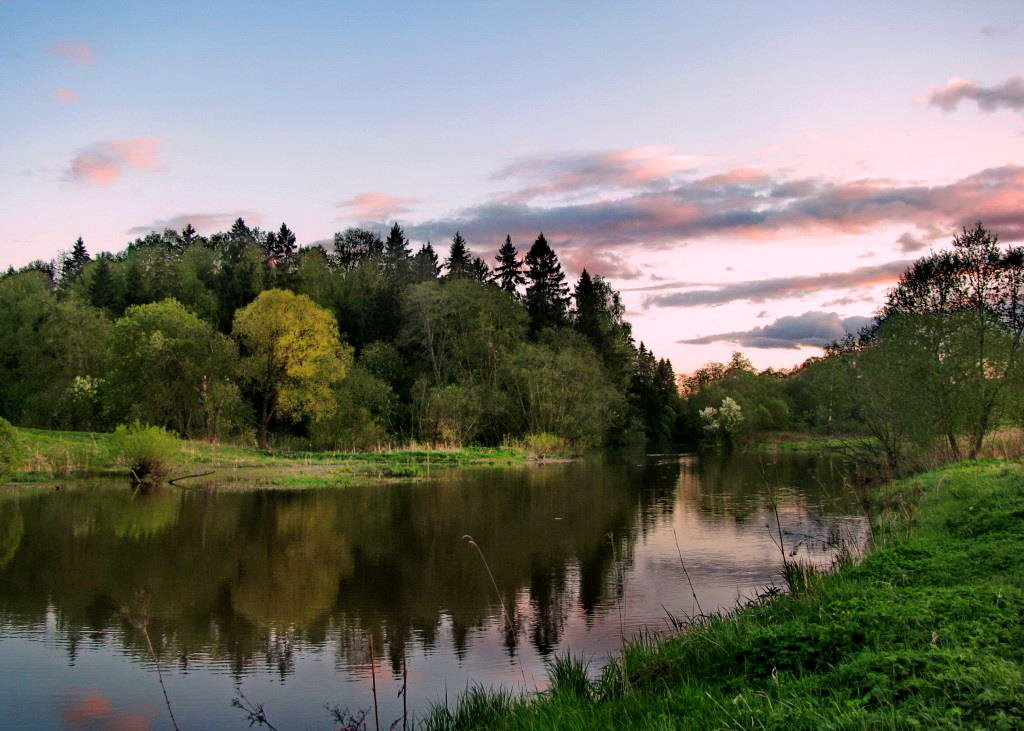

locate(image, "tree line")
[[0, 220, 681, 449], [680, 223, 1024, 475]]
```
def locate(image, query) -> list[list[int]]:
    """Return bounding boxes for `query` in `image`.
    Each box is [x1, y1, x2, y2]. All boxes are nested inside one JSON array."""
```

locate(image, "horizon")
[[3, 0, 1023, 371]]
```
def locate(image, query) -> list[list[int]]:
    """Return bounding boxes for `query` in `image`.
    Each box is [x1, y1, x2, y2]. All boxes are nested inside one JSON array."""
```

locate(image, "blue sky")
[[3, 0, 1024, 369]]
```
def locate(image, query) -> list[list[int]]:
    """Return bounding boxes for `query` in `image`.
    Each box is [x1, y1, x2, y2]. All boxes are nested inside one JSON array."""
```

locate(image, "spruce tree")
[[572, 269, 600, 341], [267, 222, 297, 263], [444, 232, 473, 278], [88, 257, 120, 313], [60, 237, 91, 288], [471, 256, 491, 283], [524, 233, 570, 333], [229, 217, 254, 246], [413, 242, 440, 280], [493, 235, 525, 293], [383, 222, 412, 277]]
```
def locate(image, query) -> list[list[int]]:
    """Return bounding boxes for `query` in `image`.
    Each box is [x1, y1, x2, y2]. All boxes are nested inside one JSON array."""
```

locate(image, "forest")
[[4, 218, 1022, 474], [0, 220, 681, 451]]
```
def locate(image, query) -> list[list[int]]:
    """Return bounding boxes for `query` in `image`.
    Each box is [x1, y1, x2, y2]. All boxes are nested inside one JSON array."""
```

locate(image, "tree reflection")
[[0, 453, 857, 677]]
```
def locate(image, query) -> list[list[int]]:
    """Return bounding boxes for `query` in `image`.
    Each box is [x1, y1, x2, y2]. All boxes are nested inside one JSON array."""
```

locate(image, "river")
[[0, 451, 867, 729]]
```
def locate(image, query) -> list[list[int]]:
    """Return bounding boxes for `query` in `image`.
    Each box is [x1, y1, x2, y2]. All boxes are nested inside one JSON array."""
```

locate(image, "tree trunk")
[[259, 401, 271, 449], [946, 431, 961, 461]]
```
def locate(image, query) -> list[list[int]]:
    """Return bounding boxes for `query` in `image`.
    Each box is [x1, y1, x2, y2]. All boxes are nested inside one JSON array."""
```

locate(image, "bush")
[[108, 423, 179, 484], [522, 432, 570, 459], [0, 418, 24, 480]]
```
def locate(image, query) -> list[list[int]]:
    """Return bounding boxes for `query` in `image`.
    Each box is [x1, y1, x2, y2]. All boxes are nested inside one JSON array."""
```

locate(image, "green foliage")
[[233, 289, 353, 447], [524, 233, 570, 333], [0, 221, 681, 449], [520, 432, 570, 459], [698, 396, 744, 447], [501, 335, 623, 447], [310, 367, 395, 451], [0, 417, 24, 480], [680, 352, 789, 444], [108, 299, 241, 437], [108, 423, 180, 481]]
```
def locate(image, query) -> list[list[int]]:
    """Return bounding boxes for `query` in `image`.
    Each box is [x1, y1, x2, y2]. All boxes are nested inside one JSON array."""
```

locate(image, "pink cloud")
[[493, 146, 704, 203], [52, 42, 97, 66], [53, 88, 78, 103], [408, 163, 1024, 248], [64, 138, 165, 186], [337, 191, 420, 221], [696, 168, 771, 187]]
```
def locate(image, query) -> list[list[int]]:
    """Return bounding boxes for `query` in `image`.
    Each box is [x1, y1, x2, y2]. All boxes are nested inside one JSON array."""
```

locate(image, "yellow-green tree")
[[233, 289, 352, 447]]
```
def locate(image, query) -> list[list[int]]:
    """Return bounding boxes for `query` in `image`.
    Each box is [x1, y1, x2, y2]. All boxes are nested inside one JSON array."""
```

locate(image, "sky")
[[3, 0, 1024, 372]]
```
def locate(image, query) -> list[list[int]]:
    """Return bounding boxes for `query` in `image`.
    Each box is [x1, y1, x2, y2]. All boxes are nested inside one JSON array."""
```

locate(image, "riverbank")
[[426, 459, 1024, 728], [5, 427, 528, 487]]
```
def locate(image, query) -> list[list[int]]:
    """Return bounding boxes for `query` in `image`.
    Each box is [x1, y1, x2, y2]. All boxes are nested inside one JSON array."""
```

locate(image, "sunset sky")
[[3, 0, 1024, 372]]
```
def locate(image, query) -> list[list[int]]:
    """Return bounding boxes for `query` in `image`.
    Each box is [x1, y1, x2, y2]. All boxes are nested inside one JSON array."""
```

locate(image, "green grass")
[[426, 460, 1024, 729], [5, 427, 527, 486]]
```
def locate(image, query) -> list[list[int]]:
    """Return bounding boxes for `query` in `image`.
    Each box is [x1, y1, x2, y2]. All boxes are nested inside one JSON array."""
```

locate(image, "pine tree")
[[60, 237, 91, 288], [493, 235, 525, 293], [383, 222, 412, 277], [413, 242, 440, 280], [471, 256, 490, 283], [266, 222, 297, 264], [572, 269, 600, 341], [229, 217, 254, 245], [444, 232, 473, 278], [524, 233, 569, 333]]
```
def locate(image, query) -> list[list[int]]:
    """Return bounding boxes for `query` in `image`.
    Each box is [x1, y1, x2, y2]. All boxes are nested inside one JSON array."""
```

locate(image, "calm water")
[[0, 452, 866, 729]]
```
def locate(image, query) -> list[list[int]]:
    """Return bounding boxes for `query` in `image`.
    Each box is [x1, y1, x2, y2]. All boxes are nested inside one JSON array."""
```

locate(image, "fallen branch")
[[168, 470, 216, 486]]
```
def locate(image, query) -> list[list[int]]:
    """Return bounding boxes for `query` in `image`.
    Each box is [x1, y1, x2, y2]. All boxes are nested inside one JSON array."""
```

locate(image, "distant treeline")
[[0, 220, 681, 449], [680, 224, 1024, 474]]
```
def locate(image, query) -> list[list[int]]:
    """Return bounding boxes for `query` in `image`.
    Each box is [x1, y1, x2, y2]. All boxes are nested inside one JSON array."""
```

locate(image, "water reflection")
[[0, 452, 866, 728]]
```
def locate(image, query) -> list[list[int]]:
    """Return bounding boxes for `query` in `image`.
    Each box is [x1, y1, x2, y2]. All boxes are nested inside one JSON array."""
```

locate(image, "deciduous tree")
[[233, 289, 353, 447]]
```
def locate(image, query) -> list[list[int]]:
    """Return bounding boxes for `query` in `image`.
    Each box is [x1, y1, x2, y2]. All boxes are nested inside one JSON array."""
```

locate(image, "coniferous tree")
[[383, 223, 412, 277], [60, 237, 90, 288], [573, 269, 600, 340], [88, 257, 121, 312], [413, 242, 440, 281], [444, 232, 473, 278], [266, 223, 297, 264], [571, 269, 634, 385], [524, 233, 569, 333], [215, 218, 266, 330], [228, 218, 255, 250], [471, 256, 491, 283], [493, 235, 525, 294]]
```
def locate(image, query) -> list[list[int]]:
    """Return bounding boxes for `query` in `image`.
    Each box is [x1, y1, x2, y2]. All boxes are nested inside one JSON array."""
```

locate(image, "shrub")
[[522, 432, 570, 459], [0, 418, 24, 480], [108, 423, 179, 484]]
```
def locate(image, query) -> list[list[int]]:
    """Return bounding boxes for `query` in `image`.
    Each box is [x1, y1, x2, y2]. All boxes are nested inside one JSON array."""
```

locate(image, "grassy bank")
[[427, 460, 1024, 728], [6, 427, 527, 487]]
